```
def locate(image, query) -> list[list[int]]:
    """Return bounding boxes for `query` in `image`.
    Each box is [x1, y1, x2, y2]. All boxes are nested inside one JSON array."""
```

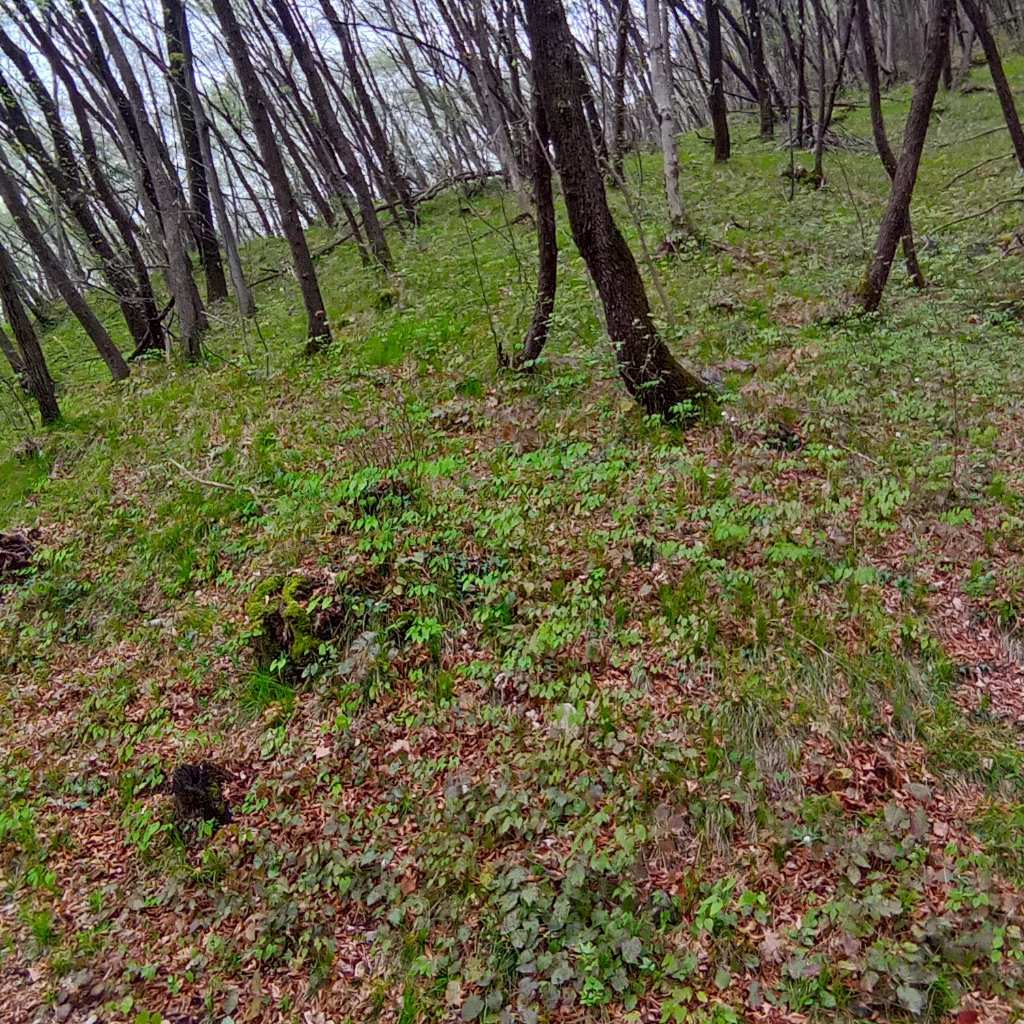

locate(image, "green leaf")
[[462, 994, 484, 1021], [897, 985, 924, 1016]]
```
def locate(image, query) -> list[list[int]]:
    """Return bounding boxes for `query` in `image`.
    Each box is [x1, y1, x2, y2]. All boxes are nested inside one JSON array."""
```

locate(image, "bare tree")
[[861, 0, 953, 311], [0, 240, 59, 424], [523, 0, 709, 418], [210, 0, 332, 350]]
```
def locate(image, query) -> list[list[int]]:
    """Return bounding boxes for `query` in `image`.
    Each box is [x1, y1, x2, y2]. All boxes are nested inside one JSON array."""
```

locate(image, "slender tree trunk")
[[812, 0, 855, 182], [324, 0, 417, 224], [515, 93, 557, 368], [741, 0, 775, 137], [269, 0, 392, 268], [82, 0, 207, 361], [856, 0, 925, 287], [706, 0, 731, 161], [861, 0, 953, 311], [209, 0, 331, 350], [0, 156, 128, 381], [163, 0, 229, 303], [646, 0, 696, 236], [0, 31, 162, 356], [960, 0, 1024, 170], [0, 242, 59, 425], [195, 100, 255, 318], [522, 0, 709, 418], [611, 0, 631, 179]]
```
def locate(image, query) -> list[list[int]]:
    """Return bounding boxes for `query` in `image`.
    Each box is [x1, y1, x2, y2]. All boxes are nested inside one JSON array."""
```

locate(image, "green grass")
[[3, 64, 1024, 1022]]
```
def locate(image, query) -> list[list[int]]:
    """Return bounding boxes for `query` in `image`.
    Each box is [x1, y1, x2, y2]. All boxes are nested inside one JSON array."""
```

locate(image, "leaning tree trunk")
[[514, 93, 557, 369], [855, 0, 925, 287], [960, 0, 1024, 170], [0, 35, 162, 357], [83, 0, 208, 361], [0, 241, 59, 424], [742, 0, 774, 138], [522, 0, 709, 418], [861, 0, 953, 311], [163, 0, 229, 303], [210, 0, 331, 350], [0, 155, 128, 382], [706, 0, 731, 161], [270, 0, 392, 269]]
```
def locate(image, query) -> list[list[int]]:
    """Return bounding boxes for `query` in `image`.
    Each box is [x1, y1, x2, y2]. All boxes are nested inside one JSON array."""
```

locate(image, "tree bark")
[[861, 0, 953, 311], [610, 0, 631, 179], [515, 93, 557, 369], [960, 0, 1024, 170], [855, 0, 925, 287], [522, 0, 709, 418], [269, 0, 392, 268], [706, 0, 731, 161], [646, 0, 696, 236], [0, 30, 163, 356], [210, 0, 331, 350], [0, 155, 128, 381], [741, 0, 775, 137], [0, 241, 59, 424], [163, 0, 229, 303]]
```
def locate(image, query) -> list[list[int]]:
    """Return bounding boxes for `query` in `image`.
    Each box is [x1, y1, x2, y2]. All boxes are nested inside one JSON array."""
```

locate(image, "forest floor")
[[5, 63, 1024, 1024]]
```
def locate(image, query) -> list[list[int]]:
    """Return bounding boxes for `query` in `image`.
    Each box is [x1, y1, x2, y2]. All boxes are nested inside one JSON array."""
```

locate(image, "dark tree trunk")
[[87, 0, 207, 361], [324, 0, 418, 224], [861, 0, 953, 311], [210, 0, 331, 350], [741, 0, 775, 137], [0, 242, 59, 424], [610, 0, 630, 179], [796, 0, 812, 144], [960, 0, 1024, 170], [0, 156, 128, 381], [522, 0, 709, 418], [0, 31, 162, 356], [268, 0, 392, 268], [163, 0, 229, 303], [515, 93, 557, 369], [855, 0, 925, 287], [812, 0, 855, 183], [706, 0, 731, 161]]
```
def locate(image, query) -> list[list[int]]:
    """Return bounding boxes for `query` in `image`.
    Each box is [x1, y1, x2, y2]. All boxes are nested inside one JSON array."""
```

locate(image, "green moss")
[[245, 573, 317, 667]]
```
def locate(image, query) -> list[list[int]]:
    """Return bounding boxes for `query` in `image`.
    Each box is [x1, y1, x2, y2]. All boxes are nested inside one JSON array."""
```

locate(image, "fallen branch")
[[167, 459, 261, 500], [932, 196, 1024, 232], [941, 151, 1014, 190]]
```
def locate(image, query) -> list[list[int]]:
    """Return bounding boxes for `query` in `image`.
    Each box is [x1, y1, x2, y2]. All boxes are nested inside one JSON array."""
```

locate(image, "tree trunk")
[[0, 242, 59, 424], [515, 93, 557, 369], [960, 0, 1024, 170], [706, 0, 731, 161], [0, 155, 128, 381], [646, 0, 696, 236], [83, 0, 208, 361], [611, 0, 631, 179], [324, 0, 417, 224], [163, 0, 229, 303], [741, 0, 775, 137], [861, 0, 953, 311], [0, 30, 163, 356], [522, 0, 709, 418], [855, 0, 925, 287], [210, 0, 331, 350], [269, 0, 392, 268]]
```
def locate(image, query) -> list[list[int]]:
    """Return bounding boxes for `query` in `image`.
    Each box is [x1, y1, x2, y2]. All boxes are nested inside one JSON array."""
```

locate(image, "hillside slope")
[[4, 72, 1024, 1023]]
